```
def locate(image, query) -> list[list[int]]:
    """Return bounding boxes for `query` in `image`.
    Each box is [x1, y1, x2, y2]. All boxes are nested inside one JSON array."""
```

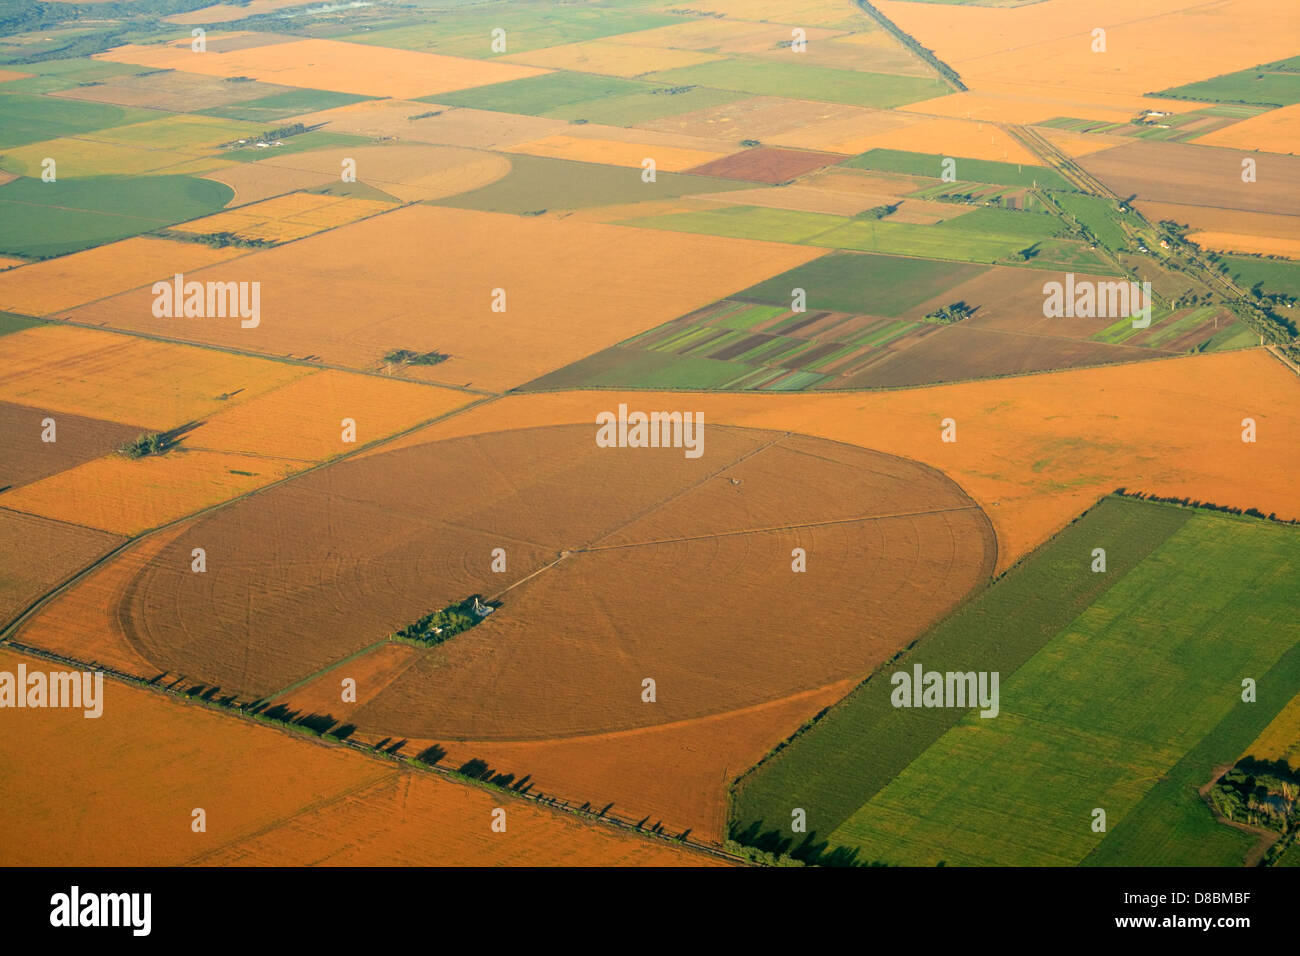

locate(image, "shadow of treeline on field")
[[730, 820, 890, 867]]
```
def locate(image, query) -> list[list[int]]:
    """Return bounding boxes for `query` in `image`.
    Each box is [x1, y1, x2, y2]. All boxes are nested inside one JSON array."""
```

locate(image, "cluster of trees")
[[391, 596, 493, 645], [924, 301, 974, 325], [1112, 488, 1294, 524], [118, 432, 174, 459], [384, 348, 450, 367], [854, 202, 900, 221], [1209, 758, 1298, 832]]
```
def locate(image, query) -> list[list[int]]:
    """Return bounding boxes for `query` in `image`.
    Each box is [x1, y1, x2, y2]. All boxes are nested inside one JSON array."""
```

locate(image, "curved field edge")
[[729, 494, 1186, 853], [730, 496, 1300, 865]]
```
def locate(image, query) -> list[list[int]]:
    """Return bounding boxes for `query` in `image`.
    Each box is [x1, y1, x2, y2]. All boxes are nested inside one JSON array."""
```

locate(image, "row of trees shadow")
[[730, 820, 896, 868], [1114, 488, 1297, 524], [152, 675, 710, 854]]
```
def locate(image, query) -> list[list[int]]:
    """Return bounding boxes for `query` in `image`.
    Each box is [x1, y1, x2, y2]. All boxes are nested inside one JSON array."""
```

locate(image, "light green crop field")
[[732, 498, 1300, 866], [645, 58, 951, 108]]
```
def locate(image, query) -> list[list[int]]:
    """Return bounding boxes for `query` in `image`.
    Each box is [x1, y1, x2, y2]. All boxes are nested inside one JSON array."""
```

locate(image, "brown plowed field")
[[82, 424, 991, 712], [0, 400, 142, 490], [0, 509, 122, 630], [686, 146, 844, 184], [1079, 140, 1300, 216]]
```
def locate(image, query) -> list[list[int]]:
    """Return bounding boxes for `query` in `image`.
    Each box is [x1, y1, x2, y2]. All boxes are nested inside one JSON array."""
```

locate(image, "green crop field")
[[645, 58, 951, 109], [1156, 59, 1300, 107], [543, 86, 747, 125], [811, 206, 1063, 263], [848, 148, 1076, 191], [740, 250, 985, 316], [429, 71, 650, 115], [434, 154, 747, 214], [342, 6, 680, 60], [732, 497, 1300, 866], [1053, 192, 1135, 253], [0, 174, 233, 258], [0, 92, 161, 148], [1221, 255, 1300, 299], [201, 89, 374, 123], [623, 206, 848, 244]]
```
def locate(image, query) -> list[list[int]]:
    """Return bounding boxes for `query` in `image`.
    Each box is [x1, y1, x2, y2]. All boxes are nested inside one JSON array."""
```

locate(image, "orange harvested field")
[[0, 510, 122, 630], [186, 368, 473, 461], [167, 0, 314, 23], [1187, 232, 1300, 260], [425, 680, 856, 840], [846, 115, 1040, 165], [0, 400, 141, 490], [0, 647, 388, 866], [96, 37, 549, 99], [877, 0, 1298, 102], [68, 204, 823, 392], [0, 325, 310, 430], [0, 237, 245, 317], [269, 642, 423, 720], [217, 144, 511, 204], [0, 646, 692, 866], [0, 256, 25, 271], [403, 348, 1300, 575], [292, 100, 568, 150], [505, 133, 730, 172], [9, 522, 189, 675], [1242, 693, 1300, 772], [901, 89, 1186, 126], [502, 39, 723, 77], [1196, 102, 1300, 154], [198, 765, 721, 866], [685, 146, 845, 184], [1, 448, 300, 535], [0, 69, 33, 83], [172, 191, 396, 243]]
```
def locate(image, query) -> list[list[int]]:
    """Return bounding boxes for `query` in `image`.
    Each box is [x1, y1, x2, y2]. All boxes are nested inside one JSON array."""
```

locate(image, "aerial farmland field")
[[0, 0, 1297, 920]]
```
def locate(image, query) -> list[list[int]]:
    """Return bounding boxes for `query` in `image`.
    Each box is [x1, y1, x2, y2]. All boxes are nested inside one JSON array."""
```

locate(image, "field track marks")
[[582, 503, 986, 553]]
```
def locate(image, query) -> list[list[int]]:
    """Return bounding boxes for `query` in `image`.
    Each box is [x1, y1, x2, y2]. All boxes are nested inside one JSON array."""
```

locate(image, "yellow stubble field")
[[65, 204, 825, 392]]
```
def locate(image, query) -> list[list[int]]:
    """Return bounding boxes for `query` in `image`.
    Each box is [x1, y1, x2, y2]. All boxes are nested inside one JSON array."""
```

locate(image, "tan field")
[[291, 100, 569, 150], [0, 647, 710, 865], [0, 510, 122, 630], [182, 368, 473, 461], [1134, 202, 1300, 241], [1195, 102, 1300, 154], [166, 0, 315, 24], [0, 237, 245, 317], [172, 191, 397, 243], [901, 89, 1191, 126], [96, 36, 550, 99], [1186, 232, 1300, 260], [215, 144, 512, 204], [396, 348, 1300, 576], [9, 520, 191, 675], [1, 448, 301, 535], [878, 0, 1298, 103], [505, 133, 731, 172], [838, 115, 1039, 164], [425, 680, 857, 841], [66, 204, 824, 392], [0, 325, 309, 430]]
